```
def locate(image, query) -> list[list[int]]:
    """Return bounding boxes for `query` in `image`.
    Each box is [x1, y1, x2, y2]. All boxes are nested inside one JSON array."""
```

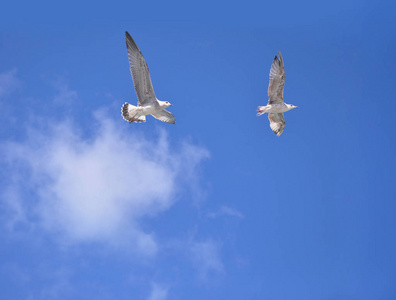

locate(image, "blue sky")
[[1, 0, 396, 299]]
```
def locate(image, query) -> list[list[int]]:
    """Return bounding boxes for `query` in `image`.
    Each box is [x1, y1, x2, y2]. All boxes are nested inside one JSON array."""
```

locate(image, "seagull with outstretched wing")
[[257, 52, 297, 136], [121, 31, 175, 124]]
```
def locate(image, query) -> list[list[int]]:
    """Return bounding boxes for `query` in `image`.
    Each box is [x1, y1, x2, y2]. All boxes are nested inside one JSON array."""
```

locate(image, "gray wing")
[[267, 52, 285, 104], [268, 113, 285, 136], [125, 31, 156, 106], [151, 109, 176, 124]]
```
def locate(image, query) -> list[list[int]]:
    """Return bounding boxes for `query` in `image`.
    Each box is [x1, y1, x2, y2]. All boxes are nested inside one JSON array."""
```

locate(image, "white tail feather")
[[121, 102, 146, 123], [257, 106, 267, 116]]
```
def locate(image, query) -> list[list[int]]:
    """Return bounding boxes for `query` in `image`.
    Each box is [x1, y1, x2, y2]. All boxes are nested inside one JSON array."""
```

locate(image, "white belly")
[[266, 103, 289, 113], [140, 105, 158, 116]]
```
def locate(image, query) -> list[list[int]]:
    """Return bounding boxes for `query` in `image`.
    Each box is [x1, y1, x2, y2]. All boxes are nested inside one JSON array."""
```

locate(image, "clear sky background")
[[1, 0, 395, 299]]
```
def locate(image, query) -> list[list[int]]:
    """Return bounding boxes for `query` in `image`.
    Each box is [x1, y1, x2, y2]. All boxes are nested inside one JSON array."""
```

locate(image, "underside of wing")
[[125, 31, 156, 105], [151, 109, 176, 124], [268, 113, 285, 136], [267, 52, 285, 104]]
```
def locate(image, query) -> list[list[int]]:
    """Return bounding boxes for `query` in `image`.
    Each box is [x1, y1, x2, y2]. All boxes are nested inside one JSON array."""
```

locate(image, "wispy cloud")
[[1, 187, 27, 231], [51, 77, 77, 104], [0, 69, 20, 98], [1, 114, 209, 256], [147, 283, 168, 300], [207, 205, 244, 219], [189, 239, 224, 281], [36, 268, 73, 300]]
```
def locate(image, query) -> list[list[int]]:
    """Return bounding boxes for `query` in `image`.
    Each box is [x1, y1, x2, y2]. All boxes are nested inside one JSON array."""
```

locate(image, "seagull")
[[121, 31, 175, 124], [257, 52, 297, 136]]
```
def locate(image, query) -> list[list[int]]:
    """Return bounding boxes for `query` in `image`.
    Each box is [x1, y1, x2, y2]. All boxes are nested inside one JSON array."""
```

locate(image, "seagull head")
[[163, 101, 173, 108], [288, 104, 298, 110]]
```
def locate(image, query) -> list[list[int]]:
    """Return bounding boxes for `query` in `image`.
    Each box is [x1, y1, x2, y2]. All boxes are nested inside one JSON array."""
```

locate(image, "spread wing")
[[151, 109, 176, 124], [268, 113, 285, 136], [125, 31, 156, 106], [267, 52, 285, 104]]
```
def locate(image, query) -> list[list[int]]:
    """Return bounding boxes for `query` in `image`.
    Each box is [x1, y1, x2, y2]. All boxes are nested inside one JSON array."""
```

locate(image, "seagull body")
[[122, 31, 175, 124], [257, 52, 297, 136]]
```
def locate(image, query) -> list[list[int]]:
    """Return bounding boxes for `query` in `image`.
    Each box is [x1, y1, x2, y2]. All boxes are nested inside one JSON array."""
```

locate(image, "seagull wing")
[[267, 52, 285, 104], [151, 109, 176, 124], [125, 31, 156, 106], [268, 113, 285, 136]]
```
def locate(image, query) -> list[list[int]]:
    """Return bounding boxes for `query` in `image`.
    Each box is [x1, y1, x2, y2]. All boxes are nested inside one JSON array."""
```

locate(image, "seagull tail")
[[257, 106, 266, 116], [121, 102, 146, 123]]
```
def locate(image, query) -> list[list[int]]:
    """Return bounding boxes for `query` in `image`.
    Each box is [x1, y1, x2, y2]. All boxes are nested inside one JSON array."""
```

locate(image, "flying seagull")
[[121, 31, 175, 124], [257, 52, 297, 136]]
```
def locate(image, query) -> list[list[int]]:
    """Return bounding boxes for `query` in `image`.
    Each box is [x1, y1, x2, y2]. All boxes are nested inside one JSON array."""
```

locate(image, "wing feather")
[[268, 113, 285, 136], [267, 52, 285, 104], [151, 109, 176, 124], [125, 31, 156, 106]]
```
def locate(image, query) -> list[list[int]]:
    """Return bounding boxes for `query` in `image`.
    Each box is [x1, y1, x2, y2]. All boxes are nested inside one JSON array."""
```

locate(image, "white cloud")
[[147, 283, 168, 300], [0, 69, 20, 98], [1, 115, 209, 256]]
